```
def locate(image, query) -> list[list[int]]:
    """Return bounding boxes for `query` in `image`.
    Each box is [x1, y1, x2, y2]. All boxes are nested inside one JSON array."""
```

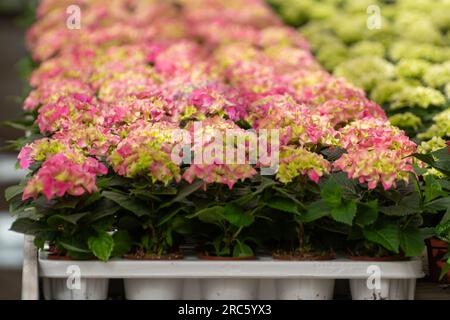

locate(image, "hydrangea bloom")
[[19, 0, 418, 200], [23, 153, 107, 201]]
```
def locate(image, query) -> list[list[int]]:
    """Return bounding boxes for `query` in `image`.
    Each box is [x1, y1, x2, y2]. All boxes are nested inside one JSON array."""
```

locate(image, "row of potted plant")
[[268, 0, 450, 282], [268, 0, 450, 143], [5, 0, 449, 298]]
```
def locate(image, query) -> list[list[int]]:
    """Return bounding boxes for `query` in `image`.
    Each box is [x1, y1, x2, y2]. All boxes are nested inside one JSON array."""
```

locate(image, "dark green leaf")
[[103, 191, 149, 217], [321, 178, 342, 207], [58, 241, 90, 253], [425, 197, 450, 213], [233, 241, 254, 258], [5, 185, 24, 201], [400, 227, 425, 257], [187, 206, 226, 226], [223, 204, 254, 227], [267, 197, 299, 214], [380, 205, 418, 216], [363, 223, 400, 253], [10, 218, 48, 235], [112, 231, 131, 257], [301, 200, 331, 223], [331, 200, 357, 226], [355, 200, 378, 226], [160, 180, 203, 209], [424, 174, 446, 203], [47, 212, 90, 226]]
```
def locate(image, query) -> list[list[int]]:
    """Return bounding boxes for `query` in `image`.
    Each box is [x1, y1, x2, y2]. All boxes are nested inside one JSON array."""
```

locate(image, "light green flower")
[[389, 112, 422, 131], [418, 109, 450, 139], [334, 56, 394, 92], [349, 41, 385, 58], [423, 62, 450, 89], [395, 59, 431, 79], [418, 136, 447, 154], [371, 80, 408, 105], [390, 86, 446, 110]]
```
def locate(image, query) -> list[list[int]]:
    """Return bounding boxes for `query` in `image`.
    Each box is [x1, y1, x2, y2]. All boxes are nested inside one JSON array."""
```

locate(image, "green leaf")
[[47, 212, 90, 226], [158, 207, 187, 226], [436, 220, 450, 240], [187, 206, 226, 226], [88, 231, 114, 262], [5, 185, 24, 201], [267, 197, 299, 214], [439, 262, 450, 280], [160, 180, 203, 209], [102, 191, 149, 217], [112, 230, 131, 257], [424, 174, 446, 203], [10, 218, 48, 235], [85, 204, 120, 223], [301, 200, 331, 223], [233, 241, 254, 258], [425, 197, 450, 213], [58, 241, 90, 253], [399, 227, 425, 257], [380, 205, 418, 216], [355, 200, 378, 226], [331, 200, 357, 226], [363, 223, 400, 253], [223, 204, 254, 227], [170, 215, 192, 235], [321, 178, 342, 207]]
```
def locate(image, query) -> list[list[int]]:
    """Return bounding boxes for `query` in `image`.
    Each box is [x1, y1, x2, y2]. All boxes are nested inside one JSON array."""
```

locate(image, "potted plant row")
[[6, 0, 448, 301]]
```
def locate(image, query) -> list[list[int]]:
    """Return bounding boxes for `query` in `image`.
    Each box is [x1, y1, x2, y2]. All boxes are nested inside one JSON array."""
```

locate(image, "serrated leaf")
[[424, 174, 446, 203], [267, 197, 299, 214], [321, 178, 342, 207], [160, 180, 203, 209], [331, 200, 357, 225], [355, 200, 379, 226], [187, 206, 226, 226], [223, 204, 254, 227], [88, 232, 114, 262], [102, 191, 149, 216], [425, 197, 450, 213], [301, 200, 331, 223], [363, 223, 400, 253], [400, 227, 425, 257]]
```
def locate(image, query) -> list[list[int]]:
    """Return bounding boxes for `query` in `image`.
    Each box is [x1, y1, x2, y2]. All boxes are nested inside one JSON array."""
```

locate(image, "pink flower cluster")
[[20, 0, 416, 200]]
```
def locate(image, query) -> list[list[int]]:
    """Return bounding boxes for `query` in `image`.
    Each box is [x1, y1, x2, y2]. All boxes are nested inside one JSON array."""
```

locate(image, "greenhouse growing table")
[[22, 236, 425, 300]]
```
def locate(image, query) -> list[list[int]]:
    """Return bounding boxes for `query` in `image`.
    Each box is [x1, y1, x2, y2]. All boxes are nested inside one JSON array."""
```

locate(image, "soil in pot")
[[123, 253, 184, 260], [346, 255, 408, 262], [198, 254, 257, 261], [272, 250, 336, 261]]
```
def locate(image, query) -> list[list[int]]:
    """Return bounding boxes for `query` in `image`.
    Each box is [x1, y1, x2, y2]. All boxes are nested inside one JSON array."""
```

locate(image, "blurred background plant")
[[0, 0, 37, 299], [268, 0, 450, 143]]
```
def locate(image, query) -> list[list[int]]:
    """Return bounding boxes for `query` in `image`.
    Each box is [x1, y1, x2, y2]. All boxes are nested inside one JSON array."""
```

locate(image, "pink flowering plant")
[[5, 0, 435, 260]]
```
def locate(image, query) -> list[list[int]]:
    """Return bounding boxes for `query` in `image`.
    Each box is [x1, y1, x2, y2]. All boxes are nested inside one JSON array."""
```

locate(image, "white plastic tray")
[[39, 253, 424, 279]]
